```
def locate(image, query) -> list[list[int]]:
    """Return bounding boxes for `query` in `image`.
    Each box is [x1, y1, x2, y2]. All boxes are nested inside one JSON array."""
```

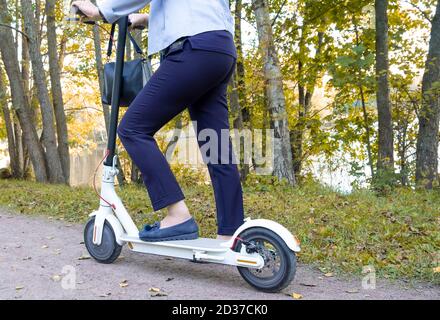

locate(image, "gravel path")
[[0, 209, 438, 300]]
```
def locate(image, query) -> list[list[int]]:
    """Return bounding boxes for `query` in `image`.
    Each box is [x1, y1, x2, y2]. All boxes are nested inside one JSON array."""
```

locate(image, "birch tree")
[[252, 0, 296, 185]]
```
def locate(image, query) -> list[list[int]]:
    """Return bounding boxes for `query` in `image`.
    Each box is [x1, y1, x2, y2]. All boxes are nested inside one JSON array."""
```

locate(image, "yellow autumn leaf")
[[291, 292, 303, 300], [51, 275, 61, 282], [433, 266, 440, 273]]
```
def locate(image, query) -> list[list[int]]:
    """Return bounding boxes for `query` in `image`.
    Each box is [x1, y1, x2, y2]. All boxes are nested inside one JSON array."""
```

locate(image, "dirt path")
[[0, 209, 438, 300]]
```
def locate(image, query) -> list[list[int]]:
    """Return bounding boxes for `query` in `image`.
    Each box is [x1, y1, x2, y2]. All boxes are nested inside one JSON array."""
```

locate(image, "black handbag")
[[102, 23, 152, 107]]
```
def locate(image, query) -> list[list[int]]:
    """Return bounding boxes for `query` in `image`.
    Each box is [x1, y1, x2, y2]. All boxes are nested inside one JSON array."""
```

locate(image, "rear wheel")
[[84, 217, 122, 264], [234, 227, 297, 293]]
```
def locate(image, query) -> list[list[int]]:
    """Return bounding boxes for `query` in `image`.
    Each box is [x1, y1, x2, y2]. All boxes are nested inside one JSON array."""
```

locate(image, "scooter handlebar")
[[65, 5, 96, 25], [66, 5, 145, 30]]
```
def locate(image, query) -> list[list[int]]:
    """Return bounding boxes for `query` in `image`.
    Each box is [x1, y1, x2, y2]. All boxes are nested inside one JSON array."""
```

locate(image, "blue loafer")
[[139, 218, 199, 242]]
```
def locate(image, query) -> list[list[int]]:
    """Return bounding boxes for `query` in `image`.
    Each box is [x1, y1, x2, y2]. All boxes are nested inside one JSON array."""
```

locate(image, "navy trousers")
[[117, 41, 244, 235]]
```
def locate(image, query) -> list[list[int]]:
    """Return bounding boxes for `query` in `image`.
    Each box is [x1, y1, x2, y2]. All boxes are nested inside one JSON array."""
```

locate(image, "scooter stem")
[[104, 16, 129, 167]]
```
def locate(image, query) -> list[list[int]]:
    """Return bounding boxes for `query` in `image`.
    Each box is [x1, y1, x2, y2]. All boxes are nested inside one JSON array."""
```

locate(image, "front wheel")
[[84, 217, 122, 264], [234, 227, 297, 293]]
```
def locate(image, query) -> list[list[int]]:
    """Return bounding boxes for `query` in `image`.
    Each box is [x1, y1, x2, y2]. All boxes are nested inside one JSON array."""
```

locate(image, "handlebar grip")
[[67, 5, 96, 25]]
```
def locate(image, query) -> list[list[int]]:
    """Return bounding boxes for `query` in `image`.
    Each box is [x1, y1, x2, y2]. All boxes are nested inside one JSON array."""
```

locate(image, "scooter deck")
[[120, 235, 230, 253]]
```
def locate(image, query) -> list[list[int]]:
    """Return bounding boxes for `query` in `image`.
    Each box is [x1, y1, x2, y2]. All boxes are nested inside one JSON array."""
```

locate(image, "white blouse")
[[98, 0, 234, 56]]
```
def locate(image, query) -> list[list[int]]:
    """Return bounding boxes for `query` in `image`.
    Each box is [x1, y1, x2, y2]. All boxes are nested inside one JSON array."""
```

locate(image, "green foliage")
[[370, 168, 400, 195]]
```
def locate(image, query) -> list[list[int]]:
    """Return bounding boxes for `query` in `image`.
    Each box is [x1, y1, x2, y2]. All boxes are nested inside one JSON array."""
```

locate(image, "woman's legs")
[[117, 42, 238, 231], [162, 200, 191, 228]]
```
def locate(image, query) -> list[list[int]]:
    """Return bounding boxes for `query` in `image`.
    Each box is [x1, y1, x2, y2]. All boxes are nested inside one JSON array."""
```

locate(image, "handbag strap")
[[106, 22, 144, 58]]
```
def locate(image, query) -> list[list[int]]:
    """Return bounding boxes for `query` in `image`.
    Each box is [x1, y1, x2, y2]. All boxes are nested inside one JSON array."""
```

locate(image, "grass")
[[0, 176, 439, 284]]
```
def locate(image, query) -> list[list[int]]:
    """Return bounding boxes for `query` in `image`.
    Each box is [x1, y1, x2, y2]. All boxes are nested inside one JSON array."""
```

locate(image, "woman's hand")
[[71, 1, 101, 20], [129, 13, 149, 30]]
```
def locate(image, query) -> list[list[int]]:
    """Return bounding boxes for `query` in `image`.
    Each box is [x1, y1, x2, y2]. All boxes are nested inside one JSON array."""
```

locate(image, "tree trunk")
[[93, 26, 111, 131], [228, 73, 250, 180], [415, 0, 440, 188], [375, 0, 394, 173], [0, 0, 48, 182], [234, 0, 250, 125], [252, 0, 296, 185], [291, 28, 324, 177], [291, 24, 307, 177], [17, 2, 30, 176], [46, 0, 70, 184], [360, 85, 375, 178], [91, 0, 110, 132], [230, 0, 249, 180], [21, 0, 65, 184], [14, 119, 25, 175], [0, 68, 22, 178]]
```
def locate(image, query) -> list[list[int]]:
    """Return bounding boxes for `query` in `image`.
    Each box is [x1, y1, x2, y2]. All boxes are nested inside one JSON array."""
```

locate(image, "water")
[[0, 140, 107, 187], [0, 138, 367, 193]]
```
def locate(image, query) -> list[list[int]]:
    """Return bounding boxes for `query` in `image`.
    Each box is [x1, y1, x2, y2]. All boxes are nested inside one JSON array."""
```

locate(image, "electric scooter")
[[70, 6, 301, 293]]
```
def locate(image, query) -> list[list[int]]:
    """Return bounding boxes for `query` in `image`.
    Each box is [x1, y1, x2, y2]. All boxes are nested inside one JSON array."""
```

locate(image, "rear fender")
[[221, 218, 301, 252]]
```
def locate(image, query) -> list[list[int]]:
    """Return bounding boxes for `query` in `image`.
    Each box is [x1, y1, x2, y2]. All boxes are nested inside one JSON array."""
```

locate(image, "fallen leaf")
[[41, 245, 48, 249], [291, 292, 303, 300], [151, 292, 168, 297], [99, 293, 112, 297], [345, 288, 359, 294], [78, 255, 91, 260], [51, 275, 61, 282], [46, 236, 54, 240], [148, 287, 167, 297], [166, 277, 174, 282], [15, 286, 24, 291], [22, 256, 32, 261], [299, 282, 317, 287], [324, 272, 334, 278], [119, 280, 128, 288], [433, 266, 440, 273]]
